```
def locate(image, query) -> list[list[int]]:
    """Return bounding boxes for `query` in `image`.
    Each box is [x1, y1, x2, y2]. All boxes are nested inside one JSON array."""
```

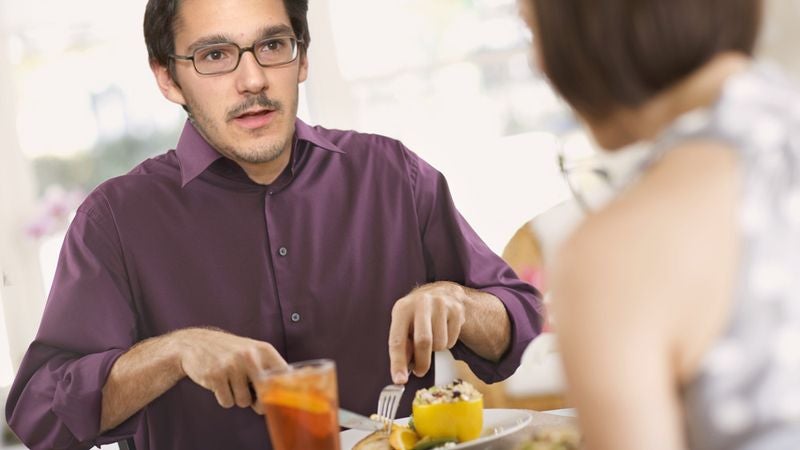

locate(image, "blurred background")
[[0, 0, 798, 448]]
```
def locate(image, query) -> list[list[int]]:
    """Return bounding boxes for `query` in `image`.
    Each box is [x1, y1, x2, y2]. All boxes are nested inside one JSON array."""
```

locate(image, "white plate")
[[340, 408, 533, 449]]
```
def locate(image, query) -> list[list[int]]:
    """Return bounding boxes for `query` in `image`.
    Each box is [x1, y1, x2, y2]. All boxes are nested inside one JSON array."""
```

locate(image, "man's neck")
[[235, 147, 292, 185]]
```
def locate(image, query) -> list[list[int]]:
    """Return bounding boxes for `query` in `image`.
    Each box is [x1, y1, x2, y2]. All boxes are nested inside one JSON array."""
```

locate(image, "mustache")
[[227, 94, 282, 121]]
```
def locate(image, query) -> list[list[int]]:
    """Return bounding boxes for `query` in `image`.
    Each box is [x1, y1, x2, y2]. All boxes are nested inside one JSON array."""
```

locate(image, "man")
[[5, 0, 542, 448]]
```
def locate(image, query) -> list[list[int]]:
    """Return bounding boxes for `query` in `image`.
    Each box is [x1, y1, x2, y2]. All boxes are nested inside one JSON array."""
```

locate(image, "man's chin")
[[229, 145, 286, 165]]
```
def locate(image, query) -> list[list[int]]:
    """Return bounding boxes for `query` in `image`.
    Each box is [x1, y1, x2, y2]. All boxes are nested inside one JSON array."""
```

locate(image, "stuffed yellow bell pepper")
[[411, 379, 483, 443]]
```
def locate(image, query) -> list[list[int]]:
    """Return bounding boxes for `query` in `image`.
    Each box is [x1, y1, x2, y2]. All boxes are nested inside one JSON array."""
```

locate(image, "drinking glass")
[[256, 359, 341, 450]]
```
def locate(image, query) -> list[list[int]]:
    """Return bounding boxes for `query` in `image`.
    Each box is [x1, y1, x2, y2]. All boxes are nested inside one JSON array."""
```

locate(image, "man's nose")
[[235, 50, 269, 94]]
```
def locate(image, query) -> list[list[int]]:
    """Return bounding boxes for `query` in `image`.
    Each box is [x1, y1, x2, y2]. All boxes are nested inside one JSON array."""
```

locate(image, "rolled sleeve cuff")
[[451, 286, 542, 383], [52, 349, 127, 443]]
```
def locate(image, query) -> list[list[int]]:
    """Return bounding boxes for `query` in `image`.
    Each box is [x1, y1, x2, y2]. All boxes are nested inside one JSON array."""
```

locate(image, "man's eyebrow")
[[184, 25, 295, 53], [256, 24, 295, 40], [186, 34, 233, 53]]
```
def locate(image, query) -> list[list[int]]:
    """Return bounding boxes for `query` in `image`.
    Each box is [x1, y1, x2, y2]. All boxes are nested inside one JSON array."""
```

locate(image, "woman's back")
[[662, 65, 800, 450], [551, 60, 800, 450]]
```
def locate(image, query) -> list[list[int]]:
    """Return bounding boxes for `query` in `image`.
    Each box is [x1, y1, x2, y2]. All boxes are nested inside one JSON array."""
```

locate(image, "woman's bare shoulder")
[[552, 140, 739, 331]]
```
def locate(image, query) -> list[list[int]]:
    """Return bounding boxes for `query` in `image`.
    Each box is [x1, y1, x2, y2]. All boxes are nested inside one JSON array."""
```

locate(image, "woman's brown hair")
[[529, 0, 762, 118]]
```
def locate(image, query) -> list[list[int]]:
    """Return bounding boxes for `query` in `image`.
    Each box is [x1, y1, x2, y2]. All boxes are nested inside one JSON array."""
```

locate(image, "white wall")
[[304, 0, 571, 253], [0, 0, 45, 382]]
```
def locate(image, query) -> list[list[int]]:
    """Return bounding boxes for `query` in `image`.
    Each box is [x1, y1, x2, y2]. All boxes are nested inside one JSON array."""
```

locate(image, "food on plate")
[[352, 423, 417, 450], [352, 380, 484, 450], [412, 379, 483, 443], [352, 424, 458, 450], [352, 426, 390, 450], [388, 425, 419, 450], [514, 426, 582, 450]]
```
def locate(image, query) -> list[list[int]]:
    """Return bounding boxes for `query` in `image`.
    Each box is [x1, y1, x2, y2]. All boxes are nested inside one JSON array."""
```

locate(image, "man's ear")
[[151, 60, 187, 106], [297, 52, 309, 84]]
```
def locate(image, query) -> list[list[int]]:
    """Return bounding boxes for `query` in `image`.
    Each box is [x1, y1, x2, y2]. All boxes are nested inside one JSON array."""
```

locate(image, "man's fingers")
[[230, 372, 253, 408], [389, 302, 413, 384], [405, 338, 414, 366], [178, 331, 287, 412], [249, 381, 264, 415], [431, 301, 449, 351], [211, 379, 236, 409], [446, 316, 461, 349], [412, 309, 433, 377], [446, 305, 464, 349], [262, 345, 289, 370]]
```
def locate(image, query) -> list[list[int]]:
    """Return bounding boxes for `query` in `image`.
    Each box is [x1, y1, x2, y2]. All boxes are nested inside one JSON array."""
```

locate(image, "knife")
[[338, 408, 383, 431]]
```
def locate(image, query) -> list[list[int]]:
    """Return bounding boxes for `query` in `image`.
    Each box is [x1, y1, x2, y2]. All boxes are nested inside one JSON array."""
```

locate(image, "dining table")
[[339, 408, 578, 450]]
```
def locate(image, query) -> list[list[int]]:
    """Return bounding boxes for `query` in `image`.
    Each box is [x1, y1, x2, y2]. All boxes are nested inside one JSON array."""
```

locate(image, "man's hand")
[[101, 327, 287, 432], [388, 282, 468, 384], [173, 328, 287, 413]]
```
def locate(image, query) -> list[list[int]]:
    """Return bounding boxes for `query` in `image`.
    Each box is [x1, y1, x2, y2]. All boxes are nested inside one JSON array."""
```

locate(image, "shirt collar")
[[176, 118, 345, 187], [176, 120, 223, 187], [294, 119, 346, 156]]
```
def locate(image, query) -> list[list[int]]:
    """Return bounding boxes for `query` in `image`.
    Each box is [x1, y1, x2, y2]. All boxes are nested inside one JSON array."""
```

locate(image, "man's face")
[[156, 0, 308, 165]]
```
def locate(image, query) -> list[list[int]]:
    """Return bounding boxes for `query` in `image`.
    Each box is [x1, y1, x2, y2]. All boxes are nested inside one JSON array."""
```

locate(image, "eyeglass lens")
[[193, 36, 297, 74]]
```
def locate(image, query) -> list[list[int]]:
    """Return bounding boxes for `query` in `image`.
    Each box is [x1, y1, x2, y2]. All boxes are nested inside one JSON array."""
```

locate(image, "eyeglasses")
[[170, 35, 303, 75], [557, 140, 612, 213], [557, 138, 652, 212]]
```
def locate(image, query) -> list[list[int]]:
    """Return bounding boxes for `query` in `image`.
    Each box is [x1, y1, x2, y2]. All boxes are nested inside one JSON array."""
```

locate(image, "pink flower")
[[24, 186, 86, 240]]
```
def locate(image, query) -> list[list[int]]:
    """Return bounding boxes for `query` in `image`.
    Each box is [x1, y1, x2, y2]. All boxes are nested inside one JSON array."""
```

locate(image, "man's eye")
[[198, 47, 232, 61], [260, 39, 285, 53]]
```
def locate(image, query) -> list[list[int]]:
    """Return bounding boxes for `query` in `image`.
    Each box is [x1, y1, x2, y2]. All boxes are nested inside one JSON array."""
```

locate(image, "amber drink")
[[257, 359, 340, 450]]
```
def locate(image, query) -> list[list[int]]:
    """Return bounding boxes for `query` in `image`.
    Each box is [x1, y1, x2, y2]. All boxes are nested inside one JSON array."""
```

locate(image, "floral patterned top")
[[649, 64, 800, 450]]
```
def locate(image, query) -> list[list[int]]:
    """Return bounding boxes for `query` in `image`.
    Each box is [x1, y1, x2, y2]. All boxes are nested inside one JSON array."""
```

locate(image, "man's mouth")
[[232, 108, 276, 129]]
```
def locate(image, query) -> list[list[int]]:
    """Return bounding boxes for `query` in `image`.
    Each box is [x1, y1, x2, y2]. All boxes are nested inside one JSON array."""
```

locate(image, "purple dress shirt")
[[5, 120, 542, 450]]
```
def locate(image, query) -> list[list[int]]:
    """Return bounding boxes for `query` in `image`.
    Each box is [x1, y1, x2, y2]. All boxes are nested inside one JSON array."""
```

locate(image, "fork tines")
[[377, 384, 405, 435]]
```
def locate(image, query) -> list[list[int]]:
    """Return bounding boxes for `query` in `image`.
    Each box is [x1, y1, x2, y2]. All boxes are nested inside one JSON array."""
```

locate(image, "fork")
[[376, 383, 405, 434]]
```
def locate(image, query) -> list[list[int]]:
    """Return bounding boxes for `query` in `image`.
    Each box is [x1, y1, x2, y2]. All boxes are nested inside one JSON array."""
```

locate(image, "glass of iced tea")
[[256, 359, 341, 450]]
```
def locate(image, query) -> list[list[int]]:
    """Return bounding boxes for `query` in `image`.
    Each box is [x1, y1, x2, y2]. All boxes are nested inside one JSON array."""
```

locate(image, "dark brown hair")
[[530, 0, 762, 118], [143, 0, 310, 71]]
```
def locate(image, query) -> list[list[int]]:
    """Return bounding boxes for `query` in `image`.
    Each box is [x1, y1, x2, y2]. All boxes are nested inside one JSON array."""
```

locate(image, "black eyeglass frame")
[[557, 142, 612, 213], [169, 35, 304, 75]]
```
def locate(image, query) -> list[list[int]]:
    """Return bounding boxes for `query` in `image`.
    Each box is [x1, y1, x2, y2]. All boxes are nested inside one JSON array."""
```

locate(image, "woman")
[[519, 0, 800, 449]]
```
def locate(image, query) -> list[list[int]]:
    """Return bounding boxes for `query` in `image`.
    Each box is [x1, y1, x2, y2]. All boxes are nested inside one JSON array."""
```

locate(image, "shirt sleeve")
[[403, 146, 544, 383], [5, 193, 141, 449]]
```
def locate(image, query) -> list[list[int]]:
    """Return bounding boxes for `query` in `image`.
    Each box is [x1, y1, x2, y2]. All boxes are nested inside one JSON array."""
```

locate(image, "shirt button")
[[290, 312, 301, 323], [278, 247, 288, 256]]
